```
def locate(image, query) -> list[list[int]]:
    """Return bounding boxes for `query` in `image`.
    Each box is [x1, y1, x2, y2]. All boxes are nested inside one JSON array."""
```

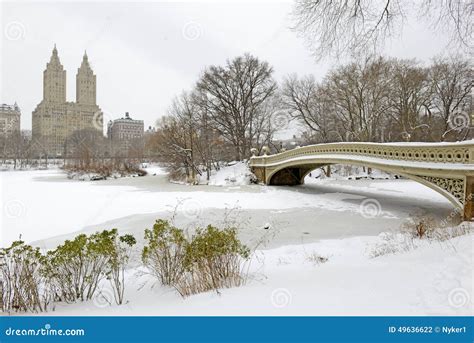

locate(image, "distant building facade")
[[145, 126, 156, 134], [107, 112, 144, 155], [0, 103, 21, 137], [21, 130, 32, 141], [32, 46, 102, 157]]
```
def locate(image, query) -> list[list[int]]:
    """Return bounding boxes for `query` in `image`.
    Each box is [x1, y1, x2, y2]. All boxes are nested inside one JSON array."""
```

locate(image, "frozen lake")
[[1, 167, 470, 316], [0, 166, 455, 249]]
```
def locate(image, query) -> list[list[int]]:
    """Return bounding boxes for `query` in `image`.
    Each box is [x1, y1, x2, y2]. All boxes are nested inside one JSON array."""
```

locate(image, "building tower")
[[43, 44, 66, 103], [33, 46, 103, 157], [76, 51, 97, 105]]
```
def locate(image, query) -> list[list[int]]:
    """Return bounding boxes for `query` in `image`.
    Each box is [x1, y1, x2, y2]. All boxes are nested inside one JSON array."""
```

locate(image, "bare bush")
[[64, 161, 146, 180], [106, 232, 137, 305], [175, 225, 250, 297], [43, 234, 100, 302], [370, 220, 473, 258], [432, 223, 473, 242], [305, 252, 329, 266], [43, 230, 136, 305], [368, 232, 417, 258], [142, 220, 251, 297], [142, 220, 188, 286], [0, 241, 52, 313], [401, 216, 437, 239]]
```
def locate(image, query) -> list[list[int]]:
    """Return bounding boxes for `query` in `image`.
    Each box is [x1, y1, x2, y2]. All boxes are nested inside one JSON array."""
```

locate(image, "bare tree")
[[5, 130, 29, 169], [324, 57, 393, 142], [292, 0, 472, 60], [428, 55, 473, 141], [151, 110, 200, 183], [196, 53, 278, 160], [281, 74, 338, 143], [279, 55, 472, 144], [386, 59, 432, 141], [65, 128, 106, 169], [191, 90, 230, 180]]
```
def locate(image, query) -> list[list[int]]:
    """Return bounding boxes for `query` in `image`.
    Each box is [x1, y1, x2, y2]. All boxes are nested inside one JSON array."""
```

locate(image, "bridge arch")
[[249, 142, 474, 220], [266, 160, 463, 211]]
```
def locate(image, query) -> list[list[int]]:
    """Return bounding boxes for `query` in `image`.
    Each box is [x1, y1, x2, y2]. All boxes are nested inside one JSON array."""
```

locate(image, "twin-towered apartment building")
[[26, 45, 144, 157], [32, 45, 102, 156]]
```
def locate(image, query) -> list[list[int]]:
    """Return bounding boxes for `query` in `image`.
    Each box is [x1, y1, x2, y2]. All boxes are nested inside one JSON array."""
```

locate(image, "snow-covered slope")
[[2, 168, 470, 317], [207, 162, 255, 186], [38, 229, 473, 316]]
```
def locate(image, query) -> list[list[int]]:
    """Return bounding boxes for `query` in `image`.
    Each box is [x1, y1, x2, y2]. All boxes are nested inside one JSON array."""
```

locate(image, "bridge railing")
[[249, 141, 474, 166]]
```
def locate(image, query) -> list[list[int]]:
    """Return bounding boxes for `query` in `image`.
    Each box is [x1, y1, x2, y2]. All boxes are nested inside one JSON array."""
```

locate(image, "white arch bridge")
[[249, 141, 474, 221]]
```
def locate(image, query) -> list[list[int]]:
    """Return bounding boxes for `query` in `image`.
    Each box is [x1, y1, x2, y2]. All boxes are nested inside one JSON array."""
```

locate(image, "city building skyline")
[[2, 2, 456, 134], [0, 102, 21, 137], [32, 46, 102, 157], [107, 111, 144, 156]]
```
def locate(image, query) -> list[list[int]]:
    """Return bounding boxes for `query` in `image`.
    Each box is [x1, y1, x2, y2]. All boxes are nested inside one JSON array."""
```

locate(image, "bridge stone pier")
[[249, 141, 474, 221]]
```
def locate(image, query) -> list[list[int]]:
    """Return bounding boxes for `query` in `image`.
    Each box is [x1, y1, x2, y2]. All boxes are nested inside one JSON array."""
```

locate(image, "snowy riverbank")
[[1, 167, 470, 316], [1, 167, 455, 247], [21, 228, 473, 316]]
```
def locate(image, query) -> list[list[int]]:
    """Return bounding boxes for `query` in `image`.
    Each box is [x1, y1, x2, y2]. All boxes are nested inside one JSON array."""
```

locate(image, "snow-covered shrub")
[[369, 221, 473, 258], [368, 232, 417, 258], [142, 220, 188, 286], [44, 229, 136, 304], [0, 241, 52, 313], [44, 234, 98, 302], [401, 216, 437, 239], [432, 222, 473, 241], [64, 162, 147, 181], [305, 252, 329, 266], [175, 225, 250, 297], [107, 232, 137, 305], [401, 215, 468, 241], [142, 220, 250, 297]]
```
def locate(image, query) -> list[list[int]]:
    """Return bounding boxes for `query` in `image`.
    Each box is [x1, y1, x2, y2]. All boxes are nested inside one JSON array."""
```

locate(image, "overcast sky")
[[1, 0, 454, 131]]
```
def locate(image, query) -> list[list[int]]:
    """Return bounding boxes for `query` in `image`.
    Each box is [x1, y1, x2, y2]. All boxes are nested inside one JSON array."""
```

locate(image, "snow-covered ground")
[[206, 161, 255, 186], [44, 231, 473, 316], [0, 164, 471, 316], [0, 164, 455, 247]]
